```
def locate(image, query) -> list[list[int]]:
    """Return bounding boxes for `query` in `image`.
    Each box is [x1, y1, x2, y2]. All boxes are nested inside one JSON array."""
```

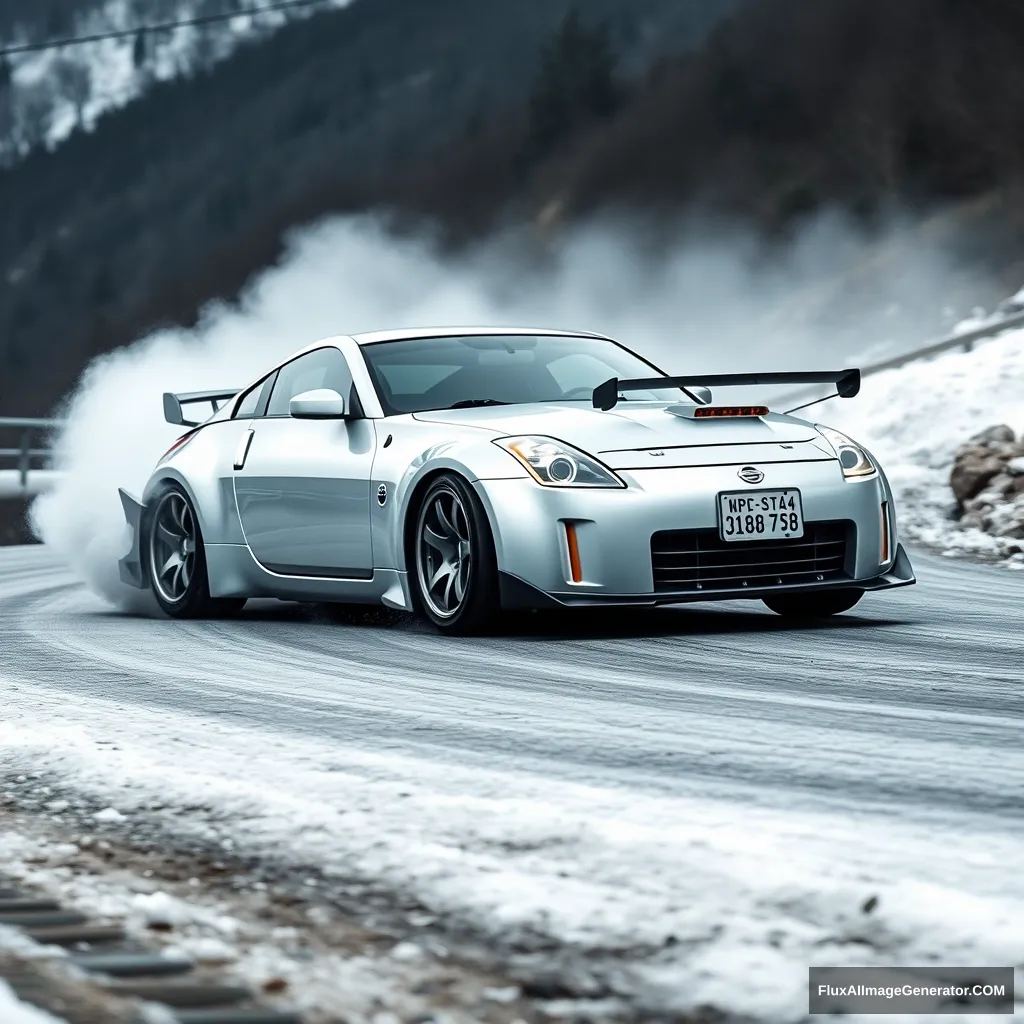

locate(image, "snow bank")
[[831, 325, 1024, 567]]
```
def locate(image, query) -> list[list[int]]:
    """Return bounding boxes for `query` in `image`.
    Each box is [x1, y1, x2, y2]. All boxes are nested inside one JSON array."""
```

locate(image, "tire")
[[143, 483, 247, 619], [762, 589, 863, 619], [410, 473, 500, 636]]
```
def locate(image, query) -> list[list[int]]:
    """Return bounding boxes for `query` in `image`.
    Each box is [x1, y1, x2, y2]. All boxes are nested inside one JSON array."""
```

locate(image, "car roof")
[[348, 326, 613, 346]]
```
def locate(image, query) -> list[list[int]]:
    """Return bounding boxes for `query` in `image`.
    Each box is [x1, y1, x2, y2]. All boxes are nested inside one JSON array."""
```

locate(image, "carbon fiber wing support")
[[163, 389, 241, 427], [592, 369, 861, 411]]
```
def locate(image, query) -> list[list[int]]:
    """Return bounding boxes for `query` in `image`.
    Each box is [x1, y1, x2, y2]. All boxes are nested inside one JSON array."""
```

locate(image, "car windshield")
[[359, 334, 684, 416]]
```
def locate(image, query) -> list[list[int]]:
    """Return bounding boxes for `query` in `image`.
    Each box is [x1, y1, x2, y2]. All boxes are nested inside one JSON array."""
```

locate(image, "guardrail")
[[1, 307, 1022, 492], [0, 417, 66, 497], [778, 307, 1024, 410], [860, 307, 1024, 376]]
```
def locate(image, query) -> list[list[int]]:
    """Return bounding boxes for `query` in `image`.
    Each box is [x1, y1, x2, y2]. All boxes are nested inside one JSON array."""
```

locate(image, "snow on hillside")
[[0, 0, 349, 164], [832, 323, 1024, 569]]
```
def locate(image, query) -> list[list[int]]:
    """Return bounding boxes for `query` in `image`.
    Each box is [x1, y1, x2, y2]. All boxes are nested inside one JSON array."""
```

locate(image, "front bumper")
[[499, 542, 915, 608], [477, 460, 916, 608]]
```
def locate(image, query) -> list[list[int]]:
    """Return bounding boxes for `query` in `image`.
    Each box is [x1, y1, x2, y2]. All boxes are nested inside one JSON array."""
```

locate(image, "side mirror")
[[290, 388, 347, 419], [690, 386, 713, 405]]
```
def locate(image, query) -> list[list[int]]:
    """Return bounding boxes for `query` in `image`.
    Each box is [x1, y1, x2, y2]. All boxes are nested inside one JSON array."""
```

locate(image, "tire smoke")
[[29, 212, 978, 607]]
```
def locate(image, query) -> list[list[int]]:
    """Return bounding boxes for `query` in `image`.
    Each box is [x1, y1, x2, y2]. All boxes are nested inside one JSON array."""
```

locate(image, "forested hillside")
[[0, 0, 738, 417]]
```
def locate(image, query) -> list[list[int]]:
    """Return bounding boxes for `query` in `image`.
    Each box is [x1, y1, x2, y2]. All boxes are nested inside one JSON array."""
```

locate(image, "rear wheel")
[[411, 474, 499, 635], [145, 485, 246, 619], [763, 589, 863, 619]]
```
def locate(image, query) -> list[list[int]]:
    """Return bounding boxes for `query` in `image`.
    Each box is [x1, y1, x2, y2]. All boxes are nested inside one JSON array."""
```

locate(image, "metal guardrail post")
[[0, 417, 66, 495], [18, 429, 30, 489]]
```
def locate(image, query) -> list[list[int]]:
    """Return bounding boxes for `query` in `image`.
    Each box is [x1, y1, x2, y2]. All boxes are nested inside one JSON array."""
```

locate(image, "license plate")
[[718, 489, 804, 542]]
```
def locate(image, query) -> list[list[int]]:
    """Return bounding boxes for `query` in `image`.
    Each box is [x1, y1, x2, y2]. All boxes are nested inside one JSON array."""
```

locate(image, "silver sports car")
[[118, 326, 915, 634]]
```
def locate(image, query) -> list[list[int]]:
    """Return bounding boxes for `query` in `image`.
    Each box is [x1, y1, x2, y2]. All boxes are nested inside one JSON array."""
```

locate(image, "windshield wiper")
[[447, 398, 509, 409]]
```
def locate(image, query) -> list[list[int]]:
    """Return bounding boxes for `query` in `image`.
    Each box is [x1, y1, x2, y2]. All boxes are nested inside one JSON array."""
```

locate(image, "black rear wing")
[[163, 389, 241, 427], [592, 369, 861, 411]]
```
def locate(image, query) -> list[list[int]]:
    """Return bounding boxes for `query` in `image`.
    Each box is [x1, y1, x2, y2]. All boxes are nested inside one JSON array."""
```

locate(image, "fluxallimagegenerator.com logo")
[[808, 967, 1015, 1015]]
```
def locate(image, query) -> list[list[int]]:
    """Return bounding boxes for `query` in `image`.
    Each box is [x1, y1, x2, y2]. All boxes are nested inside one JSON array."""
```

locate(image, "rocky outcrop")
[[951, 426, 1024, 540]]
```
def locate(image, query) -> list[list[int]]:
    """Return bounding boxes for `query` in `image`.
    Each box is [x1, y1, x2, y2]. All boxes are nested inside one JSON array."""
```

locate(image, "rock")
[[951, 448, 1007, 505], [93, 806, 126, 823], [984, 496, 1024, 539], [951, 428, 1024, 549], [968, 425, 1017, 446], [986, 473, 1016, 498], [996, 518, 1024, 540], [988, 441, 1024, 461]]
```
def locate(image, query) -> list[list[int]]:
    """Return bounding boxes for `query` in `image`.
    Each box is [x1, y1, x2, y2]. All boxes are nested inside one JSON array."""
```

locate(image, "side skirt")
[[204, 543, 413, 610]]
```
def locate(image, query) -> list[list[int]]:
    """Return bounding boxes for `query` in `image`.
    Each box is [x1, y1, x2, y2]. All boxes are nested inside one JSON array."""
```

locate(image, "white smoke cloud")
[[29, 210, 982, 608]]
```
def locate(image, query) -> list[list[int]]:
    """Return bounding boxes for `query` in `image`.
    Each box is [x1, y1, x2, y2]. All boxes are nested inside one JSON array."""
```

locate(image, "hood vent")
[[666, 404, 770, 420]]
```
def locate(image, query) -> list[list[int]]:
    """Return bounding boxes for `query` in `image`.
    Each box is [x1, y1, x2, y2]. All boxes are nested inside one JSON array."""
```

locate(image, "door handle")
[[234, 428, 255, 470]]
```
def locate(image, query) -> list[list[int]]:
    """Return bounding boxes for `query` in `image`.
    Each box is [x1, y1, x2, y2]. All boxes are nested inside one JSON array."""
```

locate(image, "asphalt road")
[[2, 542, 1021, 828]]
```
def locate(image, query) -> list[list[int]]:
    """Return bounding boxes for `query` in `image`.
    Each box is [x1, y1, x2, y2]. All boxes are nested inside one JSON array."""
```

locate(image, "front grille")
[[651, 520, 851, 593]]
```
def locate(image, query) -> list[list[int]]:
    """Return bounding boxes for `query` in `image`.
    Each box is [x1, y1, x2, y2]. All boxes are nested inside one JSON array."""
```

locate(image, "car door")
[[233, 346, 375, 577]]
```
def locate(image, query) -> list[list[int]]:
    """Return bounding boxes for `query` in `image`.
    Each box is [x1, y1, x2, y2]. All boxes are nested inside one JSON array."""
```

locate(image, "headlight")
[[817, 425, 876, 479], [495, 435, 625, 488]]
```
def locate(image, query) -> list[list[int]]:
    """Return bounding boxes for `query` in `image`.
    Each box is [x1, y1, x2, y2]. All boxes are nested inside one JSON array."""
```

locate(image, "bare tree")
[[54, 58, 93, 130]]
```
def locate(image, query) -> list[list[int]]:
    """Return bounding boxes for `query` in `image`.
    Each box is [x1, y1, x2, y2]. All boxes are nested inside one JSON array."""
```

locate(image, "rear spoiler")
[[163, 389, 241, 427], [592, 369, 861, 411]]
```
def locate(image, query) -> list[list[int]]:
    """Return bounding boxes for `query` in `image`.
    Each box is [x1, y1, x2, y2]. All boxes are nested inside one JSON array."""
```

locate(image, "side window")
[[265, 347, 355, 417], [233, 380, 264, 420]]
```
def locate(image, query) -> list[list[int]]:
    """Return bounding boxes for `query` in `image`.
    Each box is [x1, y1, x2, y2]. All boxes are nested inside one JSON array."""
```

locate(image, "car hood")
[[412, 402, 825, 462]]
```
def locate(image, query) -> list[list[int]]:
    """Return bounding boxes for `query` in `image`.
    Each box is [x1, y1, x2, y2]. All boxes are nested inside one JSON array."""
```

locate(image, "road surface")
[[0, 542, 1021, 1018]]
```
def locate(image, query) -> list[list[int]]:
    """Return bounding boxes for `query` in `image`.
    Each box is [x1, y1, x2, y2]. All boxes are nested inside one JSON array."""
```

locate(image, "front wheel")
[[144, 485, 246, 619], [410, 474, 499, 635], [763, 589, 863, 619]]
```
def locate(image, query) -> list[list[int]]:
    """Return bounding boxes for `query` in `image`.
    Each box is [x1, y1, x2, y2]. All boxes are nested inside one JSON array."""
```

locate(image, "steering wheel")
[[560, 386, 598, 400]]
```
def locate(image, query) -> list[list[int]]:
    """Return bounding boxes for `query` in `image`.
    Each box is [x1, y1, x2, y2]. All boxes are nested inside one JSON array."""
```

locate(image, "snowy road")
[[1, 543, 1022, 1020]]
